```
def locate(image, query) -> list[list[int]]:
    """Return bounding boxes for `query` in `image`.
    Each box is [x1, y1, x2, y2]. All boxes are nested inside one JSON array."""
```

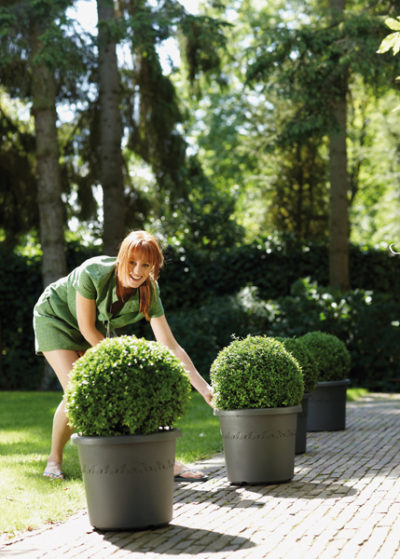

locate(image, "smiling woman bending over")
[[33, 230, 213, 481]]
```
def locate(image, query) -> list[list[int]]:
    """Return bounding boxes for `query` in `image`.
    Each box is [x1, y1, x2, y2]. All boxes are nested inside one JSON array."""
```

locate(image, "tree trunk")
[[30, 18, 68, 390], [97, 0, 126, 255], [328, 0, 349, 291], [30, 22, 67, 288]]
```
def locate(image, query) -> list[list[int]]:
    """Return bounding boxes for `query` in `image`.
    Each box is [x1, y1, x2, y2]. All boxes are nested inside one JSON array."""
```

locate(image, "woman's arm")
[[150, 314, 213, 407], [76, 292, 105, 347]]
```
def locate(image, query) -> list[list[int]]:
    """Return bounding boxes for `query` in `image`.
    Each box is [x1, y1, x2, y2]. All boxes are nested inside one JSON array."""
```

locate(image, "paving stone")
[[1, 393, 400, 558]]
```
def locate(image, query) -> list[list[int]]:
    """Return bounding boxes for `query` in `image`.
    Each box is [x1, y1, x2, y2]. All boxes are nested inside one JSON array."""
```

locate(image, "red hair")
[[116, 231, 164, 320]]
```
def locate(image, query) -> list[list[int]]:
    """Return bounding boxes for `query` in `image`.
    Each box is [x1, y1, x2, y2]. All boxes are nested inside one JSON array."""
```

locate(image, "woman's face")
[[123, 256, 153, 289]]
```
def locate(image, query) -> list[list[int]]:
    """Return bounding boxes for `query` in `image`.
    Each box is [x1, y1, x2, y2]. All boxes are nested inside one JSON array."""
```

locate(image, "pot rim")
[[315, 378, 350, 388], [213, 405, 302, 417], [71, 428, 181, 446]]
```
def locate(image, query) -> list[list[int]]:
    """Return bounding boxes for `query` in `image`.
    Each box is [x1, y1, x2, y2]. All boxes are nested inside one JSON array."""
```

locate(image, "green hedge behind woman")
[[33, 230, 213, 481]]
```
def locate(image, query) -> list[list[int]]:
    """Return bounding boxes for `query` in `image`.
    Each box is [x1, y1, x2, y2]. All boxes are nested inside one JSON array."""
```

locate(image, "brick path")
[[1, 393, 400, 559]]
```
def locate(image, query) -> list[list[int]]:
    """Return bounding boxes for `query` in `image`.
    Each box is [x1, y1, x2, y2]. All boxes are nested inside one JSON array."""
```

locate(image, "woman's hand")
[[200, 384, 214, 408]]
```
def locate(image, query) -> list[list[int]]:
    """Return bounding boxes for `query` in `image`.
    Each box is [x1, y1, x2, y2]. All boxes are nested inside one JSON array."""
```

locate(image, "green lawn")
[[346, 387, 369, 401], [0, 390, 221, 539]]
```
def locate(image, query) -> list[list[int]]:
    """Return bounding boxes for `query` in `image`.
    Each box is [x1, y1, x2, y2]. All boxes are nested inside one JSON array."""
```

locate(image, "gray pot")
[[307, 379, 350, 431], [71, 429, 181, 530], [295, 393, 310, 454], [214, 406, 301, 485]]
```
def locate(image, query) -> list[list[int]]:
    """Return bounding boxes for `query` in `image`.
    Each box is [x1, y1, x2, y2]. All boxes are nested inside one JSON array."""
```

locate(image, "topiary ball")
[[298, 331, 351, 382], [210, 335, 304, 410], [65, 335, 191, 436], [276, 337, 319, 394]]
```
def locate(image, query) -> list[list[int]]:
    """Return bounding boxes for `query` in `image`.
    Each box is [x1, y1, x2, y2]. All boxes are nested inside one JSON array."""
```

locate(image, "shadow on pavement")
[[100, 523, 255, 554]]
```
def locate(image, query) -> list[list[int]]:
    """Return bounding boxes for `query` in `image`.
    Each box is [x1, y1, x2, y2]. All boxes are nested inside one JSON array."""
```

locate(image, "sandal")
[[43, 461, 64, 480], [174, 468, 208, 482]]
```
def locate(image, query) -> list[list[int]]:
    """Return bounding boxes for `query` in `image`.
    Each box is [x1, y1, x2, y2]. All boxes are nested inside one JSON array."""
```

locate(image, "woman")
[[33, 230, 213, 481]]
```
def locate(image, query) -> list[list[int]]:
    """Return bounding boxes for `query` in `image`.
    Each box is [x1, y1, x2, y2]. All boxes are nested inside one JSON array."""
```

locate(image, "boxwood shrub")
[[276, 337, 319, 394], [65, 336, 191, 436], [210, 335, 304, 410], [298, 331, 351, 382]]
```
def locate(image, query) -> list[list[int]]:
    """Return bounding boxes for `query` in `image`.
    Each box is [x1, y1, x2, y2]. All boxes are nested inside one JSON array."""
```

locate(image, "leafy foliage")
[[268, 137, 329, 241], [261, 277, 400, 390], [246, 10, 400, 143], [377, 15, 400, 107], [0, 0, 92, 102], [275, 337, 319, 394], [298, 331, 351, 382], [65, 336, 191, 436], [377, 17, 400, 57], [210, 336, 304, 410], [179, 13, 229, 86], [0, 107, 38, 247]]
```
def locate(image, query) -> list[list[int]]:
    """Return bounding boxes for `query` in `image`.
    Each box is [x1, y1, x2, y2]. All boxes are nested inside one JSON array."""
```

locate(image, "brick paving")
[[1, 393, 400, 559]]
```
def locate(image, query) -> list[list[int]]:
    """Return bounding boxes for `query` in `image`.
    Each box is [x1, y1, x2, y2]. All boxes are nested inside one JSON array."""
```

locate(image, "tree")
[[174, 0, 333, 243], [118, 0, 239, 245], [328, 0, 350, 290], [29, 11, 67, 286], [97, 0, 126, 254], [0, 1, 77, 285], [242, 0, 400, 287]]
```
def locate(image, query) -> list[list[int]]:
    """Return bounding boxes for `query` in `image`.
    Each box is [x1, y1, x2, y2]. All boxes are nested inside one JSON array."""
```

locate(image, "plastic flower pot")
[[72, 429, 181, 530], [214, 406, 301, 485], [307, 379, 350, 431]]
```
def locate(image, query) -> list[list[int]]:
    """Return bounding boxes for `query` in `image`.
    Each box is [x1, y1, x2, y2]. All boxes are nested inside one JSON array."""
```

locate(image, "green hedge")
[[0, 249, 43, 389], [265, 278, 400, 391], [161, 239, 400, 308], [152, 282, 400, 391], [0, 238, 399, 390]]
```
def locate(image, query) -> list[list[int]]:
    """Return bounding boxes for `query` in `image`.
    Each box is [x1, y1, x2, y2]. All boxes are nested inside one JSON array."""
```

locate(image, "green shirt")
[[33, 256, 164, 353]]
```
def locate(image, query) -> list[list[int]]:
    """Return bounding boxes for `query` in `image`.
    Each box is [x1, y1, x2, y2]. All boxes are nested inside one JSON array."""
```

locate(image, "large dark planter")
[[295, 393, 310, 454], [214, 406, 301, 485], [72, 429, 181, 530], [307, 379, 350, 432]]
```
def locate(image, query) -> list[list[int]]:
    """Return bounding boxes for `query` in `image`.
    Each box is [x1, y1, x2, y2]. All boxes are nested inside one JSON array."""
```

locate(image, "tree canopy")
[[1, 0, 399, 263]]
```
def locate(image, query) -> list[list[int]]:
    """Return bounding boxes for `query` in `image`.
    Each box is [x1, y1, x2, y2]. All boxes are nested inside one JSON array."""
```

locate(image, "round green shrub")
[[276, 337, 319, 394], [65, 336, 191, 436], [298, 331, 351, 382], [210, 335, 304, 410]]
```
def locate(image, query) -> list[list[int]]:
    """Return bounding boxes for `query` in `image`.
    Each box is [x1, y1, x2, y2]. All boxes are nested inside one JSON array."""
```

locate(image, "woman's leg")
[[42, 350, 81, 479]]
